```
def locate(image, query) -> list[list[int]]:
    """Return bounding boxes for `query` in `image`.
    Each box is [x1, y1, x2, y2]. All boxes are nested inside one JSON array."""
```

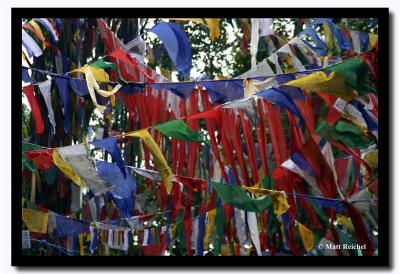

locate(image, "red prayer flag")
[[298, 137, 338, 198], [343, 201, 375, 256], [239, 110, 260, 185], [264, 100, 288, 165], [25, 148, 54, 170], [22, 85, 44, 134], [230, 110, 250, 186]]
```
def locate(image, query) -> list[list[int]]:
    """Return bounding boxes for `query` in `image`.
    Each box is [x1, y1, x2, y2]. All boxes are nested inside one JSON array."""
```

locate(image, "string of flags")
[[21, 17, 379, 256]]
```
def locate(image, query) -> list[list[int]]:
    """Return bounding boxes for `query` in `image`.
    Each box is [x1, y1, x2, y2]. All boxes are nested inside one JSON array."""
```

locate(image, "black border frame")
[[12, 7, 390, 267]]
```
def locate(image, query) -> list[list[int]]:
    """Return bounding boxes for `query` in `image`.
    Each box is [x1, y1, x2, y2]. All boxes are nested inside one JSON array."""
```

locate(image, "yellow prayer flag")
[[221, 242, 234, 256], [22, 208, 49, 234], [322, 23, 334, 57], [30, 171, 36, 203], [170, 223, 176, 240], [336, 215, 355, 232], [204, 209, 216, 249], [72, 65, 110, 83], [110, 95, 116, 108], [204, 19, 220, 42], [52, 149, 87, 188], [83, 65, 122, 113], [369, 34, 378, 48], [84, 65, 121, 98], [29, 20, 46, 50], [125, 129, 173, 194], [79, 234, 85, 256], [252, 181, 262, 189], [363, 149, 378, 170], [297, 222, 315, 252], [242, 186, 290, 215], [283, 71, 357, 101], [282, 54, 296, 74]]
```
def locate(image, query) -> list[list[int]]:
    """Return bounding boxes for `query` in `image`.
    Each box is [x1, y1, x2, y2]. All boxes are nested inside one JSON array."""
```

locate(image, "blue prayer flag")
[[294, 194, 346, 213], [54, 215, 90, 237], [96, 161, 136, 199], [359, 32, 369, 52], [256, 87, 304, 124], [22, 68, 35, 83], [300, 27, 328, 56], [152, 82, 196, 98], [149, 22, 192, 77], [275, 74, 305, 101], [69, 78, 89, 96], [311, 18, 351, 50], [291, 152, 318, 178], [90, 137, 126, 178], [201, 79, 244, 103], [54, 76, 71, 134]]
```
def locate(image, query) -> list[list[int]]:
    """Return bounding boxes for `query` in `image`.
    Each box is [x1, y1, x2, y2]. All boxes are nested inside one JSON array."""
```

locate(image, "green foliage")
[[273, 18, 296, 39], [183, 19, 240, 78], [22, 98, 31, 138], [338, 18, 378, 34], [144, 19, 246, 79]]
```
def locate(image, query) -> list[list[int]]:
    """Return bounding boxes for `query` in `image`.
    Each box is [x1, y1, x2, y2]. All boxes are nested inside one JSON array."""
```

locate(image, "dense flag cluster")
[[21, 17, 379, 256]]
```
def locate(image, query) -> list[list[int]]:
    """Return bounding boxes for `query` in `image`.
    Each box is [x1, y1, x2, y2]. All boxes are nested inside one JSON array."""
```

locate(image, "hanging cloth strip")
[[84, 65, 122, 113], [37, 80, 56, 133], [250, 18, 260, 69], [124, 129, 174, 194], [54, 77, 71, 133], [22, 29, 43, 58], [22, 85, 44, 134]]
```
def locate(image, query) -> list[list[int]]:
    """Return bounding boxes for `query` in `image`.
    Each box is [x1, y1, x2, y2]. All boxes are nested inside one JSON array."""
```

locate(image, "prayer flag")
[[297, 222, 315, 252], [125, 129, 173, 194], [211, 182, 272, 212], [154, 119, 202, 142], [149, 22, 192, 77], [22, 208, 48, 234], [90, 137, 126, 177]]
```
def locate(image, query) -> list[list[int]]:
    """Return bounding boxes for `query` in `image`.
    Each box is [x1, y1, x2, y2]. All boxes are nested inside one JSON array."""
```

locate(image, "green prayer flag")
[[324, 56, 376, 96], [211, 182, 272, 212], [214, 206, 224, 255], [267, 204, 278, 238], [154, 119, 203, 142], [309, 201, 329, 226], [261, 175, 275, 189], [90, 59, 127, 84], [345, 159, 357, 194], [154, 226, 160, 245], [43, 166, 58, 185], [316, 120, 374, 149]]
